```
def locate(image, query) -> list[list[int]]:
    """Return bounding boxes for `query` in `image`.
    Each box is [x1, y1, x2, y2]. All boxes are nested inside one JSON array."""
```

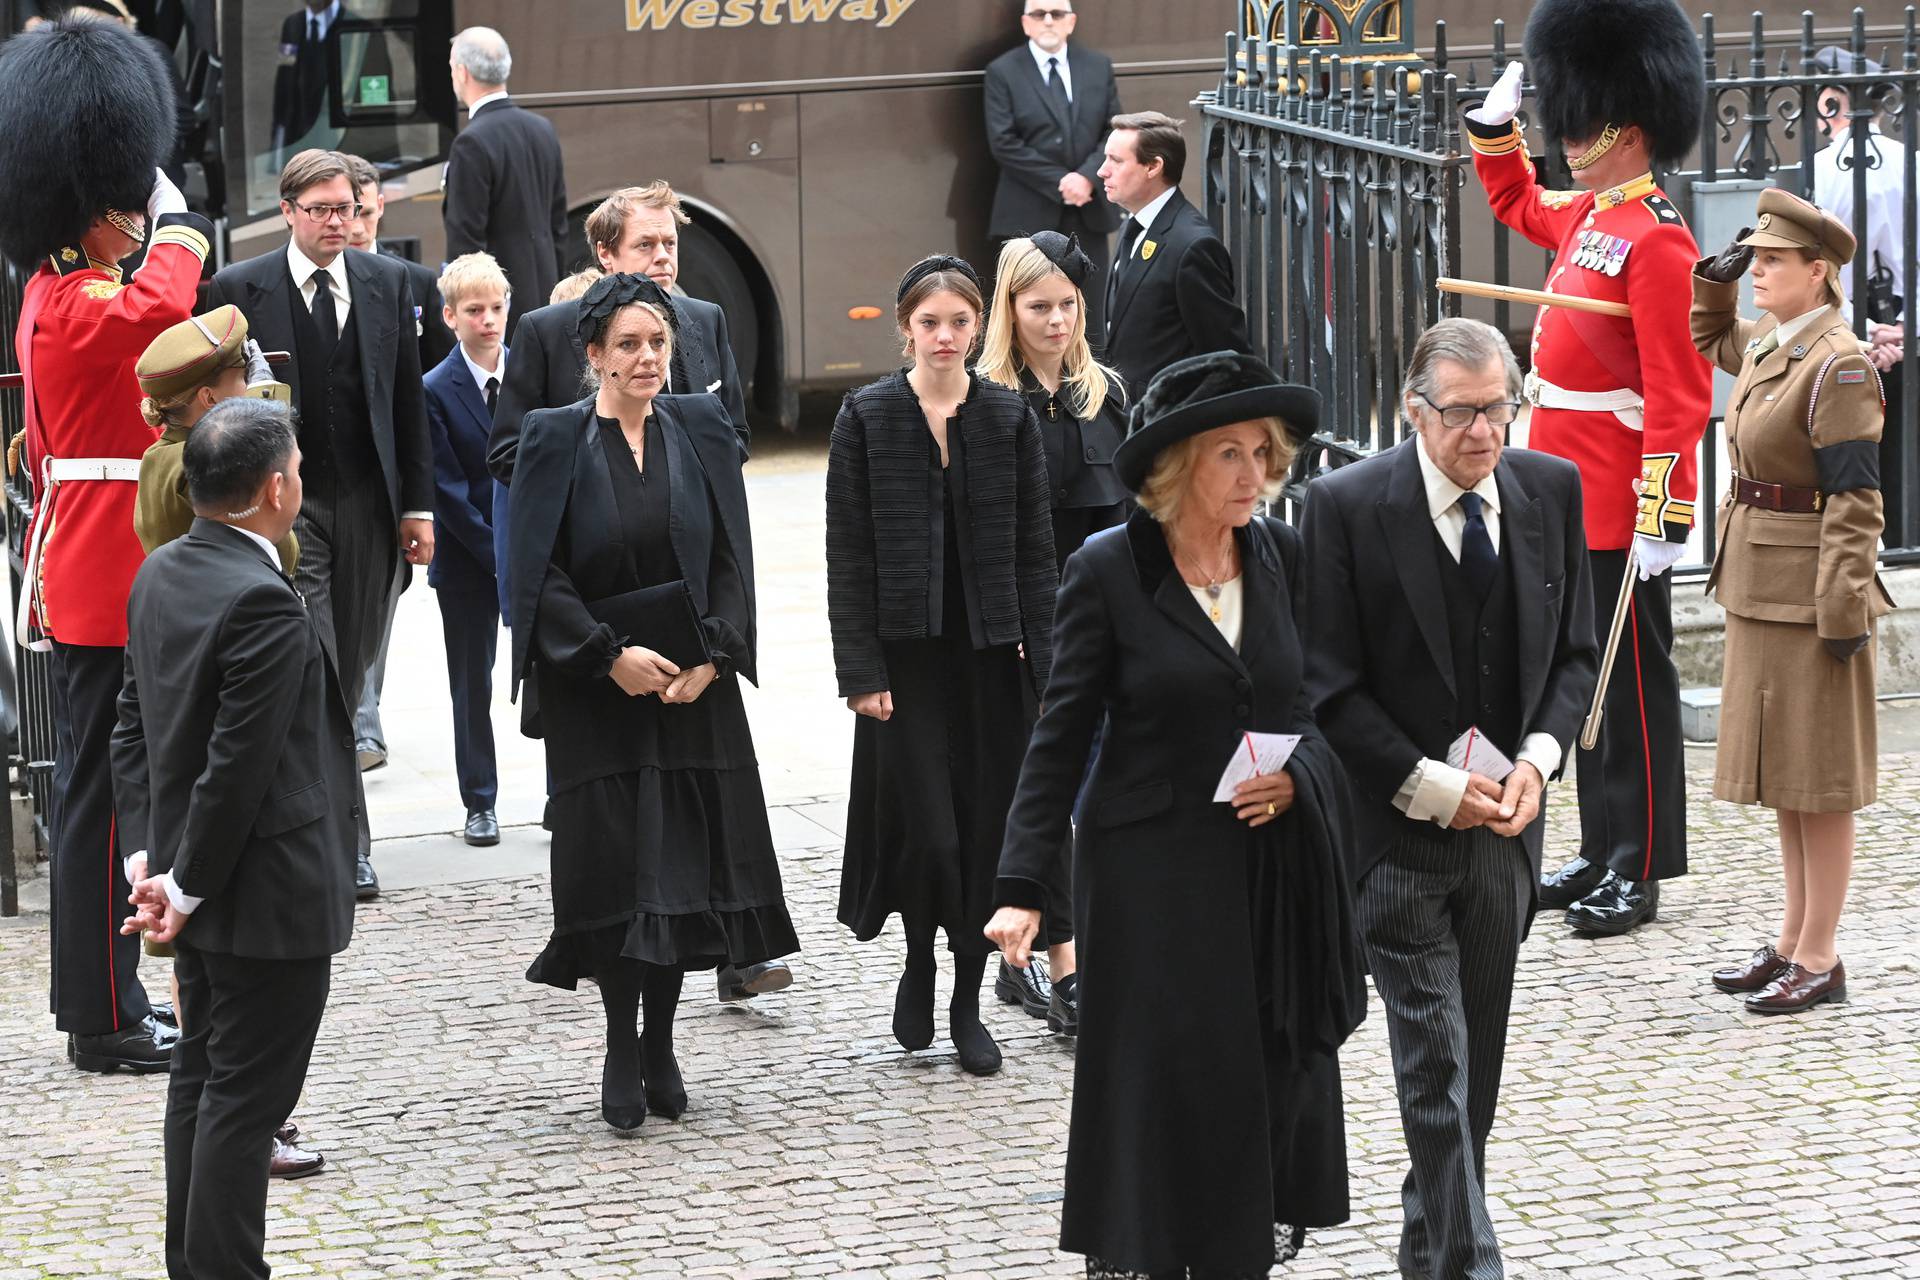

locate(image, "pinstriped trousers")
[[1354, 827, 1532, 1280]]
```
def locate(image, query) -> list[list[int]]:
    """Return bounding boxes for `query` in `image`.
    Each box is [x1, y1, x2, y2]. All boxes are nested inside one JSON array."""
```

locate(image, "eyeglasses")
[[290, 201, 365, 224], [1416, 392, 1522, 429], [1025, 8, 1072, 21]]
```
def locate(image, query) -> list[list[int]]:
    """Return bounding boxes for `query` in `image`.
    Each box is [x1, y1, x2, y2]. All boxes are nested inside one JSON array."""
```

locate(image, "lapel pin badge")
[[1140, 240, 1158, 261]]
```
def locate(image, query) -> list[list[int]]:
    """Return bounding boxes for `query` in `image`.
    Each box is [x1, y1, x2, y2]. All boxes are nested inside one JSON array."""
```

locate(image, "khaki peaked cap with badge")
[[133, 305, 300, 572], [1691, 186, 1890, 812]]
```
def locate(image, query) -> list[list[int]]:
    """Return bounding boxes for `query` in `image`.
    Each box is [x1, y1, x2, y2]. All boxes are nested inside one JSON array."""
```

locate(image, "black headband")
[[1029, 230, 1094, 289], [576, 272, 680, 349], [896, 254, 981, 304]]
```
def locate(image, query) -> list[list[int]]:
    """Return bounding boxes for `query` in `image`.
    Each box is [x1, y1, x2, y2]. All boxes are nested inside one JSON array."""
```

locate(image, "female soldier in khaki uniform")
[[1691, 189, 1890, 1015]]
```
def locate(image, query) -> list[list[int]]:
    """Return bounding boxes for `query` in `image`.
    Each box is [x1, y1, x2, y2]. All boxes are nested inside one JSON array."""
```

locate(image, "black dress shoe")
[[1047, 972, 1079, 1036], [602, 1047, 646, 1134], [994, 955, 1052, 1018], [1537, 854, 1608, 910], [70, 1016, 178, 1074], [464, 809, 500, 847], [717, 959, 793, 1002], [149, 1001, 176, 1028], [354, 853, 380, 901], [1566, 871, 1659, 936]]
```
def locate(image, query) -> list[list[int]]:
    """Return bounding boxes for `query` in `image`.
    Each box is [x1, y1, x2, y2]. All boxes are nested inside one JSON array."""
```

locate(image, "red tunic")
[[16, 215, 211, 647], [1467, 118, 1713, 551]]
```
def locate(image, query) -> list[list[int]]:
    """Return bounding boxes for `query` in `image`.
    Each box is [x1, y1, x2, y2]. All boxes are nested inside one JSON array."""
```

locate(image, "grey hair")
[[1403, 317, 1523, 408], [451, 27, 511, 86]]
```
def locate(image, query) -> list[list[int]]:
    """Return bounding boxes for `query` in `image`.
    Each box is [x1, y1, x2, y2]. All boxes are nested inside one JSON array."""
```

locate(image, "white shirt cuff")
[[400, 511, 435, 522], [1515, 732, 1564, 781], [159, 872, 203, 915], [1392, 757, 1471, 827]]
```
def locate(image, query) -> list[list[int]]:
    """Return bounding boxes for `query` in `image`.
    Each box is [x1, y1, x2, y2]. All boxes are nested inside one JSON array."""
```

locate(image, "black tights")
[[892, 930, 990, 1051], [595, 959, 684, 1112]]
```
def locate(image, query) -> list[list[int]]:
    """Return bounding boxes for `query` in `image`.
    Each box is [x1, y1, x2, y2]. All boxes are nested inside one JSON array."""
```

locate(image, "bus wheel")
[[677, 221, 759, 403]]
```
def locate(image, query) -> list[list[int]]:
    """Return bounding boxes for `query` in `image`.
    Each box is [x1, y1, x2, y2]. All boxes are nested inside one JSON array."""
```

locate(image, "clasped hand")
[[1449, 762, 1543, 838], [121, 862, 188, 945]]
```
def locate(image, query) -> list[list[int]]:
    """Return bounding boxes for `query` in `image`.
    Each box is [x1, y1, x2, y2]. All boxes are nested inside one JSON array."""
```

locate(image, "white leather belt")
[[16, 454, 145, 650], [1523, 370, 1644, 414]]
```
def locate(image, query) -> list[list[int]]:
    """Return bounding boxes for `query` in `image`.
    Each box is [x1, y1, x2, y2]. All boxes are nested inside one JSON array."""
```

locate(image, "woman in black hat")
[[986, 352, 1366, 1278], [826, 254, 1059, 1076], [508, 273, 798, 1133], [975, 230, 1131, 1035]]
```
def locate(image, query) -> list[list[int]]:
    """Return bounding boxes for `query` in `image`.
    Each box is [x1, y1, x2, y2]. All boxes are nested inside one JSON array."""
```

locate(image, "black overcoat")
[[441, 96, 569, 340], [997, 511, 1361, 1274]]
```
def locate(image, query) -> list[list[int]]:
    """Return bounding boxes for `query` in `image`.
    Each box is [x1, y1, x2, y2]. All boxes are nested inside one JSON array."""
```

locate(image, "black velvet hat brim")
[[1113, 384, 1320, 493]]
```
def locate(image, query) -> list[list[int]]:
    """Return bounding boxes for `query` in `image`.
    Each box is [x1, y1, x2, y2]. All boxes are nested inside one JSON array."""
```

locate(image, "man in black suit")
[[114, 398, 357, 1280], [1302, 319, 1599, 1280], [983, 1, 1124, 337], [442, 25, 566, 341], [1098, 110, 1251, 399], [270, 1, 341, 159], [205, 148, 435, 901]]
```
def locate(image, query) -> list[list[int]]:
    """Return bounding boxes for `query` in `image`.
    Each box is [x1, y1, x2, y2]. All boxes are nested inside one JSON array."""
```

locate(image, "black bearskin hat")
[[0, 18, 178, 269], [1524, 0, 1705, 170]]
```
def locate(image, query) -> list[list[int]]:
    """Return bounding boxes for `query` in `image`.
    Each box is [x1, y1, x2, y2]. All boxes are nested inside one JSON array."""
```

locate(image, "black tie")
[[485, 376, 499, 415], [1046, 56, 1071, 115], [1457, 491, 1499, 600], [1109, 217, 1140, 314], [308, 274, 339, 360], [309, 15, 318, 42]]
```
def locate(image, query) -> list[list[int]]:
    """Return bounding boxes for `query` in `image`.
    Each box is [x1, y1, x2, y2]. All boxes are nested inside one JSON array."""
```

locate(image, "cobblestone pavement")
[[4, 441, 1920, 1278]]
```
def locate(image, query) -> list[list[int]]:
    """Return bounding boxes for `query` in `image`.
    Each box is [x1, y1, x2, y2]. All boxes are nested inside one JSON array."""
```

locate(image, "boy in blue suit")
[[424, 253, 510, 846]]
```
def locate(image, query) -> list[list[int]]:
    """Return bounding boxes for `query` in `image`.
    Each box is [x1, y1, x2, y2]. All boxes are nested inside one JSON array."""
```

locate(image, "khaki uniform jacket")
[[135, 426, 300, 571], [1691, 270, 1891, 639]]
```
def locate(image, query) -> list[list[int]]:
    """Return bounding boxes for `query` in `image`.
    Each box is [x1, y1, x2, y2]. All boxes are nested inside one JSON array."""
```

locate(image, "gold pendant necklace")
[[1175, 543, 1233, 622]]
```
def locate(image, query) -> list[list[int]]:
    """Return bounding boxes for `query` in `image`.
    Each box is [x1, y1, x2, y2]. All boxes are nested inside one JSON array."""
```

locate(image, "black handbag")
[[585, 580, 713, 671]]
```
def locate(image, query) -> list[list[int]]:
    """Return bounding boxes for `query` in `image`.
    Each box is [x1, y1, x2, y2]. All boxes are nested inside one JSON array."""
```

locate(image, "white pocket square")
[[706, 379, 723, 393]]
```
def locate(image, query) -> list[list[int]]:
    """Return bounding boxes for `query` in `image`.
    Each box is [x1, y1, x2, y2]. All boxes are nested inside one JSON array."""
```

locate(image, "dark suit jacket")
[[1301, 440, 1599, 884], [486, 293, 749, 483], [423, 346, 497, 591], [111, 520, 357, 959], [206, 247, 434, 516], [270, 7, 335, 149], [380, 244, 457, 371], [983, 41, 1124, 239], [1105, 189, 1251, 398], [442, 96, 568, 340]]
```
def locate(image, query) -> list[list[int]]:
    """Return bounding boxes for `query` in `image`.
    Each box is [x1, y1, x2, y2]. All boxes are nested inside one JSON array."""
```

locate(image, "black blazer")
[[381, 244, 457, 371], [508, 393, 758, 705], [1104, 189, 1251, 399], [423, 346, 496, 591], [825, 370, 1058, 699], [486, 294, 750, 483], [442, 96, 568, 340], [1301, 440, 1599, 884], [111, 520, 357, 960], [983, 42, 1125, 239], [206, 247, 434, 516]]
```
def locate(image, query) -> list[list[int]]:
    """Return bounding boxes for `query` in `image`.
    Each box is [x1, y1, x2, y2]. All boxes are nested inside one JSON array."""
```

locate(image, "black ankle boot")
[[950, 1006, 1002, 1076], [893, 955, 935, 1051]]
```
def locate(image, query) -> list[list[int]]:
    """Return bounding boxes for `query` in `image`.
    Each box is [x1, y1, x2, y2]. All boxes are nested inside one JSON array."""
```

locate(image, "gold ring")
[[1266, 802, 1276, 817]]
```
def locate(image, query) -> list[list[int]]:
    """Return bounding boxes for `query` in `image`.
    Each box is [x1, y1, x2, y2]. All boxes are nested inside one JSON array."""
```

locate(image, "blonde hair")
[[1134, 417, 1297, 523], [584, 182, 689, 261], [550, 267, 603, 305], [977, 238, 1120, 419], [139, 357, 246, 432], [896, 269, 984, 362], [437, 252, 511, 310], [582, 300, 675, 392]]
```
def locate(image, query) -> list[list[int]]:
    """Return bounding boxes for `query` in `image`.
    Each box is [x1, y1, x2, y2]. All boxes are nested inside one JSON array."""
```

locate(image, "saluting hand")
[[1485, 762, 1544, 838], [1701, 232, 1756, 284]]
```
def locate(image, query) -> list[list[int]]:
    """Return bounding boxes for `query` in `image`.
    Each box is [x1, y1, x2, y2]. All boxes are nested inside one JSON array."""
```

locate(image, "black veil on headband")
[[1029, 231, 1094, 290], [896, 254, 982, 304], [575, 272, 681, 350]]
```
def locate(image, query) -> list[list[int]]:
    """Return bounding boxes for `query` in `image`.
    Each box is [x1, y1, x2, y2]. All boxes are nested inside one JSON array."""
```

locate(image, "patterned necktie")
[[1457, 491, 1499, 600]]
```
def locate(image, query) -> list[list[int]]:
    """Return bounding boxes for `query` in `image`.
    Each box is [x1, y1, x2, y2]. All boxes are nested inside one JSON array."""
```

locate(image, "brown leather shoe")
[[268, 1135, 325, 1179], [274, 1121, 299, 1145], [1712, 944, 1791, 994], [1746, 959, 1848, 1015]]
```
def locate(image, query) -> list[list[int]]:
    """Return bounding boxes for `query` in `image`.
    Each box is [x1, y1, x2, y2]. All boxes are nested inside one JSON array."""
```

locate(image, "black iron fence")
[[1204, 5, 1920, 572]]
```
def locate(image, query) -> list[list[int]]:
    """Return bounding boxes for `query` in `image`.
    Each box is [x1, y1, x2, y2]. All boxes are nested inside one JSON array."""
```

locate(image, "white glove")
[[1467, 61, 1525, 127], [146, 167, 187, 223], [1633, 534, 1688, 580]]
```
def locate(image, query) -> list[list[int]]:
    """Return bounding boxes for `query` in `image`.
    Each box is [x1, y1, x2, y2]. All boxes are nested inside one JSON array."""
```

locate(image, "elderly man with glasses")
[[206, 148, 435, 904]]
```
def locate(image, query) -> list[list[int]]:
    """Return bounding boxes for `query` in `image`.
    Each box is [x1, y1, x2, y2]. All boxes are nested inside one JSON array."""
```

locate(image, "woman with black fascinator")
[[826, 255, 1059, 1076], [975, 230, 1130, 1036], [508, 272, 798, 1134]]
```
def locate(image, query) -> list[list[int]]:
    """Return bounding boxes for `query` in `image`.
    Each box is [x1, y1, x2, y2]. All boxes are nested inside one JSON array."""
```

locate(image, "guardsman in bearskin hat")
[[0, 16, 215, 1071], [1463, 0, 1713, 936]]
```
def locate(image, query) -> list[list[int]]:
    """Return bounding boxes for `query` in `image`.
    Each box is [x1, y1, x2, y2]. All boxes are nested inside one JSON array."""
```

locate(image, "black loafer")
[[1567, 871, 1659, 936], [355, 853, 380, 901], [717, 960, 793, 1002], [994, 955, 1052, 1018], [464, 809, 500, 847], [1538, 854, 1608, 910], [1047, 972, 1079, 1036], [70, 1015, 178, 1074]]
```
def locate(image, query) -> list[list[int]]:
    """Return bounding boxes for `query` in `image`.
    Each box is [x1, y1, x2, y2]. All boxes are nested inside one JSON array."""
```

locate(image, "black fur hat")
[[1524, 0, 1704, 171], [0, 19, 178, 270], [1113, 351, 1319, 492]]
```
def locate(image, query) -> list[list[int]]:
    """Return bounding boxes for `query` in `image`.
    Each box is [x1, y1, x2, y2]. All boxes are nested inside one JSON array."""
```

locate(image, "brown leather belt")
[[1732, 473, 1823, 513]]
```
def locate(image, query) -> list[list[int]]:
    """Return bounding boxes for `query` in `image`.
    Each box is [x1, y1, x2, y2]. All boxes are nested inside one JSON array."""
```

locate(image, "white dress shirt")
[[1122, 186, 1179, 260], [1028, 40, 1072, 100], [461, 343, 506, 400], [287, 242, 350, 335], [1814, 125, 1905, 327], [467, 89, 510, 117], [1392, 433, 1563, 827], [304, 0, 341, 42]]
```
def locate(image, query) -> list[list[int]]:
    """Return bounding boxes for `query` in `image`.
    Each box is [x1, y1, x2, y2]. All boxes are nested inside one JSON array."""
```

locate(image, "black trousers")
[[48, 641, 151, 1034], [1356, 829, 1533, 1280], [165, 944, 331, 1280], [436, 585, 499, 812], [1575, 549, 1688, 882]]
